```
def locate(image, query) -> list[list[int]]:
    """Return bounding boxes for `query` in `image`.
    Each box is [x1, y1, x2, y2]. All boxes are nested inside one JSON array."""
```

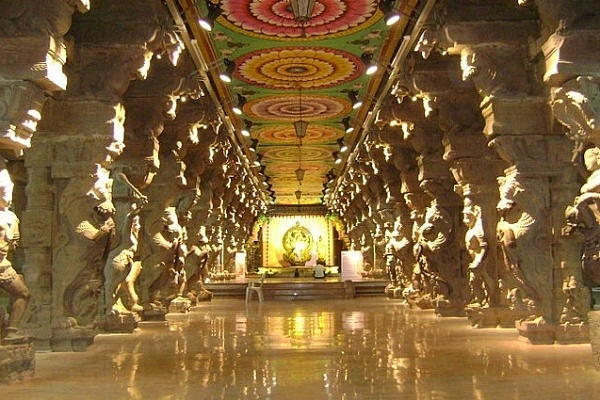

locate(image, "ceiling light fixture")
[[289, 0, 316, 23], [199, 0, 222, 32], [361, 53, 379, 75], [248, 138, 258, 152], [295, 139, 305, 181], [295, 189, 302, 201], [348, 90, 363, 110], [333, 151, 342, 164], [219, 58, 235, 83], [293, 120, 308, 138], [337, 138, 348, 153], [232, 93, 246, 115], [295, 167, 305, 181], [253, 153, 263, 167], [342, 117, 354, 134], [293, 87, 308, 138], [379, 0, 401, 26], [241, 119, 252, 137]]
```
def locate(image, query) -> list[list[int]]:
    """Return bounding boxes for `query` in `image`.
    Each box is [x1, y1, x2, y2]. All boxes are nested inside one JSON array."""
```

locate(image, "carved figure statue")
[[580, 147, 600, 194], [137, 207, 185, 310], [463, 200, 495, 307], [496, 174, 545, 318], [103, 172, 149, 317], [385, 215, 413, 292], [563, 146, 600, 286], [282, 222, 313, 266], [564, 196, 600, 286], [413, 204, 454, 302], [104, 208, 143, 316], [0, 168, 30, 343], [559, 275, 590, 324], [373, 225, 387, 272], [183, 227, 213, 302], [360, 234, 373, 271], [57, 168, 116, 328]]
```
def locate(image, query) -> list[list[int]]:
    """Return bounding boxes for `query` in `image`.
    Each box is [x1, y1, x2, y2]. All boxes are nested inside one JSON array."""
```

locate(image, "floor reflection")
[[4, 298, 598, 399]]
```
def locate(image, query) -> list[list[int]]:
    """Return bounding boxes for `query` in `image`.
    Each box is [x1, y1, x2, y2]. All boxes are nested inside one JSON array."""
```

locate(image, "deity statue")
[[559, 275, 590, 325], [0, 167, 30, 343], [104, 208, 143, 316], [137, 207, 185, 311], [384, 215, 414, 297], [413, 204, 454, 303], [496, 174, 544, 319], [183, 226, 213, 302], [282, 222, 313, 266], [463, 200, 495, 307], [57, 167, 116, 328], [564, 146, 600, 287], [103, 171, 149, 318]]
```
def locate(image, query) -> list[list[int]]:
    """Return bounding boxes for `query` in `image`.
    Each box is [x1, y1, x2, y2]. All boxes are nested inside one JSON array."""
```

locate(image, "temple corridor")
[[3, 297, 597, 400]]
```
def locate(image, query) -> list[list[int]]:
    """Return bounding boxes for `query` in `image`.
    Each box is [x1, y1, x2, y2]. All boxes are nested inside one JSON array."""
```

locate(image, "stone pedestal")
[[142, 306, 167, 321], [464, 306, 532, 328], [496, 309, 535, 329], [385, 285, 403, 299], [589, 310, 600, 370], [435, 299, 466, 317], [50, 326, 96, 352], [516, 320, 556, 345], [102, 313, 139, 334], [0, 339, 35, 384], [167, 297, 191, 314], [554, 323, 589, 345]]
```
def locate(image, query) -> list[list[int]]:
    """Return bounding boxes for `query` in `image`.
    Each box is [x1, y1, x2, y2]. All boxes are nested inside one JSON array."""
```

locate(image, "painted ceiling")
[[184, 0, 413, 205]]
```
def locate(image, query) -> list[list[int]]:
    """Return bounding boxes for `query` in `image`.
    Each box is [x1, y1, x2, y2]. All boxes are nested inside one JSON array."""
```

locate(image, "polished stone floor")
[[4, 297, 599, 399]]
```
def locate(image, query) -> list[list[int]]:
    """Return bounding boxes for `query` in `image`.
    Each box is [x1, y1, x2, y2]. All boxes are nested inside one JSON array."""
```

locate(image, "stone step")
[[205, 279, 388, 300]]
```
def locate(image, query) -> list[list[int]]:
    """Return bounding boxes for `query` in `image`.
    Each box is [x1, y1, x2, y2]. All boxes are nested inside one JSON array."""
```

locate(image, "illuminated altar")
[[260, 214, 334, 268]]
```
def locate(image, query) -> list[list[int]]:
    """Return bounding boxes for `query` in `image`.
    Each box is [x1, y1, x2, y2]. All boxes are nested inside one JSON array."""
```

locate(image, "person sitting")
[[313, 261, 326, 279]]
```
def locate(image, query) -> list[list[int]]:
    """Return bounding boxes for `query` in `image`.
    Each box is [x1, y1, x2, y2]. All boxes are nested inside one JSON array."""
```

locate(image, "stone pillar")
[[445, 131, 508, 327], [541, 0, 600, 347], [486, 105, 559, 343], [0, 0, 88, 379], [20, 0, 173, 350]]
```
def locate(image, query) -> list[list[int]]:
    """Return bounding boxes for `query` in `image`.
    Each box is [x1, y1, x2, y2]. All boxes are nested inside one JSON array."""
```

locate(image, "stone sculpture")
[[413, 204, 454, 307], [564, 147, 600, 287], [103, 172, 149, 321], [0, 168, 30, 343], [384, 215, 413, 298], [56, 168, 116, 328], [463, 200, 494, 307], [183, 226, 213, 303], [496, 174, 545, 320], [137, 207, 185, 315]]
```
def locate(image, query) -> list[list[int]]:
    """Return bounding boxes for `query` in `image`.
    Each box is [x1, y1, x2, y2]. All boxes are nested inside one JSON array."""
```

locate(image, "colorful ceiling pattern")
[[195, 0, 398, 205]]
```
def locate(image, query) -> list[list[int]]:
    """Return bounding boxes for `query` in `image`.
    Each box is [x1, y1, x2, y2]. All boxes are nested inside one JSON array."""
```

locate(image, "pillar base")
[[554, 322, 589, 344], [102, 313, 139, 334], [142, 306, 167, 321], [516, 319, 556, 345], [588, 310, 600, 370], [167, 296, 191, 314], [0, 338, 35, 384]]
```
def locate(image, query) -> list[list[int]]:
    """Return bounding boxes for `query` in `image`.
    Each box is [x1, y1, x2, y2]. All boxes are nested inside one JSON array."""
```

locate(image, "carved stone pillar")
[[0, 2, 89, 376], [20, 0, 172, 350], [27, 100, 125, 351], [445, 131, 507, 326], [541, 1, 600, 346], [488, 128, 559, 344]]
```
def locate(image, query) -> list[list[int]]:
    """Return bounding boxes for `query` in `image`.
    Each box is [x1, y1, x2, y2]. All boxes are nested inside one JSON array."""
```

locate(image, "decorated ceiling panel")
[[190, 0, 409, 205]]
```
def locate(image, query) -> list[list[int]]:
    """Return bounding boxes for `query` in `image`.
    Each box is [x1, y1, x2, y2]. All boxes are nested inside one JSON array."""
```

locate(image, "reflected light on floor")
[[2, 298, 598, 400]]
